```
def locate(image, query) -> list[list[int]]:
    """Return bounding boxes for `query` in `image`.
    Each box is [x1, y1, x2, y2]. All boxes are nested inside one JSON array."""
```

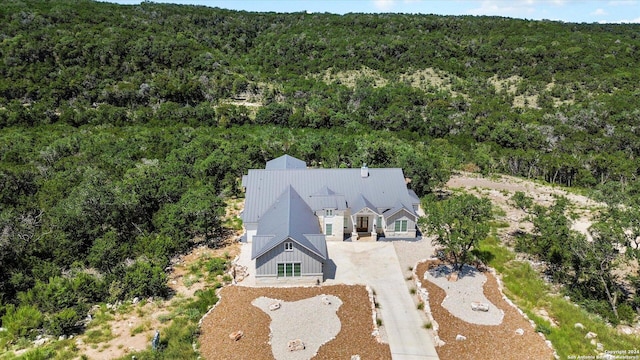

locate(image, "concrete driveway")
[[325, 242, 439, 360]]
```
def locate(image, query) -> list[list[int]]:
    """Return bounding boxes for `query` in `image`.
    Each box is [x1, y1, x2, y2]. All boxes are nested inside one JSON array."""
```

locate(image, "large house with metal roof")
[[241, 155, 420, 282]]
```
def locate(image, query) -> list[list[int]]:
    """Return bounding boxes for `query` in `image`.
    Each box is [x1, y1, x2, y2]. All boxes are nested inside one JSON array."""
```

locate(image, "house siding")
[[255, 240, 323, 277], [384, 209, 417, 238]]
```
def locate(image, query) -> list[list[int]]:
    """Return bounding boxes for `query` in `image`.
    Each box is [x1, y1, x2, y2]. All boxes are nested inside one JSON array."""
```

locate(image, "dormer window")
[[325, 209, 334, 217], [284, 241, 293, 251]]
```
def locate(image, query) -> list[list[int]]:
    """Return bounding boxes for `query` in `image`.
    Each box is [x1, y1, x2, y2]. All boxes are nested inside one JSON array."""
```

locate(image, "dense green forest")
[[1, 0, 640, 352]]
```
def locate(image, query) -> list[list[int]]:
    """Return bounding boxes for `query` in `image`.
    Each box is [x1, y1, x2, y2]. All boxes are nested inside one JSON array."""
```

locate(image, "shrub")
[[1, 304, 43, 341], [535, 322, 552, 335], [187, 288, 219, 316], [205, 258, 228, 276], [121, 260, 169, 299], [617, 304, 636, 324], [46, 308, 81, 336]]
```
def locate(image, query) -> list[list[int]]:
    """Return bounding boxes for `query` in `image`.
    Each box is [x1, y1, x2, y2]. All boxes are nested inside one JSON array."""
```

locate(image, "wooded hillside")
[[1, 0, 639, 351]]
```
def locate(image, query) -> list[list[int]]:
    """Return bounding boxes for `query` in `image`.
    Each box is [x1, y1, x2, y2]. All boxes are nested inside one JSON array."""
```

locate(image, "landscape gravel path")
[[252, 295, 343, 360]]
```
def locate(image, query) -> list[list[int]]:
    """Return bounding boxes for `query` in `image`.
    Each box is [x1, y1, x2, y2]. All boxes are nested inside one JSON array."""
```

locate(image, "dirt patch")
[[447, 172, 603, 242], [417, 260, 554, 360], [316, 66, 388, 88], [199, 285, 390, 360], [77, 239, 241, 360], [79, 301, 164, 360]]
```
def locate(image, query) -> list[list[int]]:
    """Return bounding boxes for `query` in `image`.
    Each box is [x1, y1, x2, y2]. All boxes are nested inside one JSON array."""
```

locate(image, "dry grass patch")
[[314, 66, 388, 88]]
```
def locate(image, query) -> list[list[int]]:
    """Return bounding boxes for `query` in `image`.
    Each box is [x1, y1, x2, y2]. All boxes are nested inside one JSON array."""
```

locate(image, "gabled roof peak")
[[311, 185, 337, 197], [265, 154, 306, 170]]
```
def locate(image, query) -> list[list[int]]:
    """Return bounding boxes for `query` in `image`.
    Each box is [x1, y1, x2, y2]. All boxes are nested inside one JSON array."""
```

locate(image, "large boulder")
[[471, 302, 489, 312], [229, 330, 243, 341], [288, 339, 305, 351]]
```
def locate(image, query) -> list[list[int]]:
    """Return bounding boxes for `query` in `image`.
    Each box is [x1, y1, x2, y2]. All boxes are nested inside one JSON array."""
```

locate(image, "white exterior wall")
[[319, 210, 344, 241], [244, 223, 258, 243], [343, 209, 353, 233]]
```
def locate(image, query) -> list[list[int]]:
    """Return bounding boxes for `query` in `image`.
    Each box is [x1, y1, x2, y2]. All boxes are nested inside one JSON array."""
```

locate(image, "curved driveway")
[[325, 242, 439, 360]]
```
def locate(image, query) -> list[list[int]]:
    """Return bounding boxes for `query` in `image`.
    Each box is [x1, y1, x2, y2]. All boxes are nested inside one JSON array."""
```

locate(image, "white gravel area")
[[392, 238, 437, 274], [252, 295, 343, 360], [424, 264, 504, 325]]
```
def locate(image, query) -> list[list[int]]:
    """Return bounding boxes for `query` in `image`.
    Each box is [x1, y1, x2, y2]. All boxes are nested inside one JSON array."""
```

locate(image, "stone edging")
[[412, 259, 559, 358], [489, 268, 559, 360]]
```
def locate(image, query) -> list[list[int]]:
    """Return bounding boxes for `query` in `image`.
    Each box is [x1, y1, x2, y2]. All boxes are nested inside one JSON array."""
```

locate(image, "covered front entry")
[[351, 209, 378, 241], [356, 216, 369, 232]]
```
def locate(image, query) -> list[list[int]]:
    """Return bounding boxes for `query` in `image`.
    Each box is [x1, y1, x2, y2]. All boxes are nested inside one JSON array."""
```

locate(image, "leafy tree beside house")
[[420, 194, 493, 273]]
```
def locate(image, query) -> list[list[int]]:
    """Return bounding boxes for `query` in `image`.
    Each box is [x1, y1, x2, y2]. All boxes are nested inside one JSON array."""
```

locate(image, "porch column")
[[351, 214, 358, 240]]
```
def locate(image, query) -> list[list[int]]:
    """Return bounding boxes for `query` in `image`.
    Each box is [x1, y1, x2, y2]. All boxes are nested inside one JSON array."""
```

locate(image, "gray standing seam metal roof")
[[243, 167, 417, 224], [265, 154, 307, 170], [251, 186, 327, 260], [350, 193, 378, 214]]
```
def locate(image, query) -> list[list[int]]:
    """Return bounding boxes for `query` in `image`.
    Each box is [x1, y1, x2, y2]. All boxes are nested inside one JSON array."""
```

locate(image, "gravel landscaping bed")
[[425, 264, 504, 326], [417, 260, 555, 360], [199, 285, 390, 360]]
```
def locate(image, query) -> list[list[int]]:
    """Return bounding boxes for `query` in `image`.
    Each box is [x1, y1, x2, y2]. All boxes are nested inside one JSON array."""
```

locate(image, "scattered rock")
[[585, 331, 597, 339], [448, 272, 459, 282], [535, 308, 558, 327], [58, 335, 67, 341], [434, 335, 446, 347], [33, 337, 49, 346], [515, 328, 524, 335], [351, 355, 361, 360], [229, 330, 243, 341], [288, 339, 305, 351], [574, 323, 584, 330], [471, 302, 489, 312], [233, 265, 248, 282], [617, 324, 635, 335], [590, 339, 597, 346], [132, 297, 140, 304], [596, 343, 604, 351], [269, 302, 281, 311], [75, 339, 84, 346], [455, 334, 467, 341], [0, 327, 6, 332], [321, 296, 332, 305]]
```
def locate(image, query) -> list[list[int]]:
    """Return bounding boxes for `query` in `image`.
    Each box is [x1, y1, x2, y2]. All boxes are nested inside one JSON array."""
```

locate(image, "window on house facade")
[[325, 223, 333, 235], [394, 219, 408, 232], [277, 263, 301, 277], [325, 209, 334, 217], [376, 216, 382, 229], [284, 241, 293, 251]]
